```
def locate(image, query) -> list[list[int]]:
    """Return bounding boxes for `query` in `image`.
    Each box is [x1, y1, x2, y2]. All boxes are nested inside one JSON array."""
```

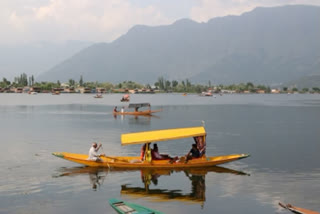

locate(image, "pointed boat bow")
[[52, 152, 65, 158]]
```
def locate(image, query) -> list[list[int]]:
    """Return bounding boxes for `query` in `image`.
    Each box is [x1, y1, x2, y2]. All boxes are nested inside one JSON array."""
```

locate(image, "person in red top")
[[113, 106, 118, 112], [140, 143, 147, 160], [195, 136, 206, 157]]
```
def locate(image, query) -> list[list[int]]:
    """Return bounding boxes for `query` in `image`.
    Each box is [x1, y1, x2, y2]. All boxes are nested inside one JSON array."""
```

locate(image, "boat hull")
[[114, 109, 162, 116], [52, 152, 249, 168], [279, 202, 320, 214]]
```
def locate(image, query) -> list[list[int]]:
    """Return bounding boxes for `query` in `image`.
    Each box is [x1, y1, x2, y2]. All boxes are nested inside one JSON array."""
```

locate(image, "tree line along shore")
[[0, 74, 319, 94]]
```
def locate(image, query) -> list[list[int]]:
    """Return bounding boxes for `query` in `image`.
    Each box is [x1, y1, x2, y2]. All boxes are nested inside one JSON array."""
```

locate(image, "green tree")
[[186, 79, 191, 91], [79, 75, 84, 86], [165, 80, 171, 91], [69, 79, 75, 87], [1, 78, 10, 88], [157, 76, 165, 90], [171, 80, 178, 88], [13, 73, 28, 87]]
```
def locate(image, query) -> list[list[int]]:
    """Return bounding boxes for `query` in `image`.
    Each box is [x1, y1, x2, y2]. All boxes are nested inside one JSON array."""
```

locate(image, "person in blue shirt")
[[185, 143, 200, 162]]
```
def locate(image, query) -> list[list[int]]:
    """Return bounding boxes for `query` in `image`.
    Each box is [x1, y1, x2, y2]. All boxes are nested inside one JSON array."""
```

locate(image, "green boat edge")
[[52, 152, 64, 158], [109, 198, 164, 214]]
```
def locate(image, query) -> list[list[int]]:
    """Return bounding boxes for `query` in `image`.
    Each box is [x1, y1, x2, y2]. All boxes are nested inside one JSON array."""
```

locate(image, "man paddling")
[[88, 142, 105, 161]]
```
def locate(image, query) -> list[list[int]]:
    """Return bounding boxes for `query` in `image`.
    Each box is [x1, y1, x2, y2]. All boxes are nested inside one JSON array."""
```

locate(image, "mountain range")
[[0, 41, 92, 80], [37, 5, 320, 85]]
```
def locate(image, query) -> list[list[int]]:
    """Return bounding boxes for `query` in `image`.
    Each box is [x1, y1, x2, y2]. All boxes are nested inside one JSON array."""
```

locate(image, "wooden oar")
[[99, 145, 129, 162], [100, 154, 129, 163]]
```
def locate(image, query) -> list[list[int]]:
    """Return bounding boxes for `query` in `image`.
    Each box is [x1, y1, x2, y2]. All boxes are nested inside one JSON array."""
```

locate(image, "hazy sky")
[[1, 0, 320, 45]]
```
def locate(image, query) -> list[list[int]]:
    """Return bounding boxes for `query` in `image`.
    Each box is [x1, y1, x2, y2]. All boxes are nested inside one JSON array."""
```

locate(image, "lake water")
[[0, 93, 319, 214]]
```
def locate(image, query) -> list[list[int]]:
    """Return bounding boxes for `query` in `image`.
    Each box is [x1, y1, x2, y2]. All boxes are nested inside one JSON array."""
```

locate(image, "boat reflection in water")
[[53, 167, 108, 191], [113, 114, 160, 125], [122, 167, 249, 206], [54, 166, 249, 203]]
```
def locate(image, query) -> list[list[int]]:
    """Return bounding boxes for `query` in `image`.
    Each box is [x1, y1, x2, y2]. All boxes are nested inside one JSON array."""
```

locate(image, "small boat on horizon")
[[52, 91, 60, 95], [94, 93, 103, 98], [200, 91, 213, 96], [120, 94, 130, 102]]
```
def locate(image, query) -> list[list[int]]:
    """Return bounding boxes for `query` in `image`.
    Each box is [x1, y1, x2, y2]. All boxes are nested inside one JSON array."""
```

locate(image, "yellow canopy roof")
[[121, 126, 206, 146]]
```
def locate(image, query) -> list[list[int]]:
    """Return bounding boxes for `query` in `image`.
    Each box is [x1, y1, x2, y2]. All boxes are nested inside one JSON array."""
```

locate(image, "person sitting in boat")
[[88, 142, 105, 161], [185, 143, 200, 162], [121, 106, 124, 113], [195, 136, 206, 157], [151, 144, 169, 160], [140, 143, 151, 161], [140, 144, 147, 161], [113, 106, 118, 113], [152, 144, 178, 162]]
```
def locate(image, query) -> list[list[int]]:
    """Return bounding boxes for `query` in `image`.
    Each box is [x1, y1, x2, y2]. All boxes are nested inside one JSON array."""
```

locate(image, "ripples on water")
[[0, 94, 319, 214]]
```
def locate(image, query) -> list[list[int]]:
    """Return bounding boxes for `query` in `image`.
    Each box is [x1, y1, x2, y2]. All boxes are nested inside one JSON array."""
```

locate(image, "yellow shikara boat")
[[53, 126, 249, 168]]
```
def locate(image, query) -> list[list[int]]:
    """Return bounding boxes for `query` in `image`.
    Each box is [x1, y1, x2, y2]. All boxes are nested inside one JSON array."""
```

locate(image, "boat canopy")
[[128, 103, 150, 108], [121, 126, 206, 146]]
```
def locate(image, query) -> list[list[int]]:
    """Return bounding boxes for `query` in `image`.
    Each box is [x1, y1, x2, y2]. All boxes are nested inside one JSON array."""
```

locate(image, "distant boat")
[[109, 198, 164, 214], [29, 91, 37, 95], [52, 91, 60, 95], [120, 94, 130, 102], [200, 91, 213, 97], [113, 103, 162, 116], [94, 93, 103, 98]]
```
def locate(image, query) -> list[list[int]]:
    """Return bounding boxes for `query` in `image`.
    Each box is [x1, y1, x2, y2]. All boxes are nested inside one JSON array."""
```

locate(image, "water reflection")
[[123, 167, 249, 206], [53, 167, 107, 190], [113, 114, 160, 125], [53, 166, 249, 204]]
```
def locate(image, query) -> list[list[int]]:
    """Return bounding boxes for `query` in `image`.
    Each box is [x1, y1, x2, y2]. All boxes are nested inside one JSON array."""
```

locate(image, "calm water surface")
[[0, 93, 319, 214]]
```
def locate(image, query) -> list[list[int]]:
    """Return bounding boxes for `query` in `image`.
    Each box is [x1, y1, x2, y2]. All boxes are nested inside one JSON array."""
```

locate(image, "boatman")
[[88, 142, 105, 161]]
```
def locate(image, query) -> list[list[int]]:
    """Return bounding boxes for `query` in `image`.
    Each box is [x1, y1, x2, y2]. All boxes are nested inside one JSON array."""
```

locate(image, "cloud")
[[190, 0, 320, 22], [1, 0, 320, 44], [0, 0, 172, 44]]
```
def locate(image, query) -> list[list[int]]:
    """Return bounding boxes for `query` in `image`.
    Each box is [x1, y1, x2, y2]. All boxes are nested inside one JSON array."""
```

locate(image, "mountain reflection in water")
[[53, 166, 249, 205]]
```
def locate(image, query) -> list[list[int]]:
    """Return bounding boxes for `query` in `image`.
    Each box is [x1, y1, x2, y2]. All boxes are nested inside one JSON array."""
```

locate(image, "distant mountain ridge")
[[0, 41, 92, 80], [283, 74, 320, 89], [38, 5, 320, 85]]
